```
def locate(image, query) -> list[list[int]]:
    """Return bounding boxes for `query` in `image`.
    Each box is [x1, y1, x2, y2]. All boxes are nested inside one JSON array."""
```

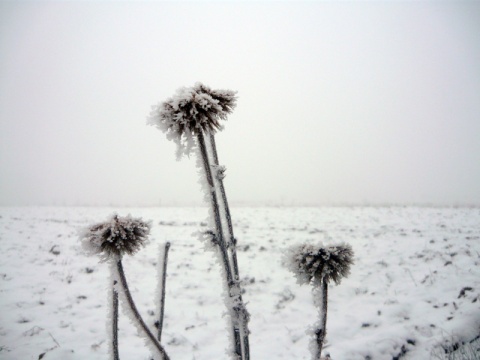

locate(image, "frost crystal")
[[285, 242, 354, 285], [213, 165, 227, 180], [80, 214, 151, 261], [148, 82, 237, 157]]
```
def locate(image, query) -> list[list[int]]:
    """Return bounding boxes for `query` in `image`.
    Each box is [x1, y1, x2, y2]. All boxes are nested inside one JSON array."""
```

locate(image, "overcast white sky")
[[1, 1, 479, 207]]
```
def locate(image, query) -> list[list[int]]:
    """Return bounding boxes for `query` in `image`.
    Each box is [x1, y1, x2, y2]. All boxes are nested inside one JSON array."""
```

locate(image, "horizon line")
[[1, 201, 479, 208]]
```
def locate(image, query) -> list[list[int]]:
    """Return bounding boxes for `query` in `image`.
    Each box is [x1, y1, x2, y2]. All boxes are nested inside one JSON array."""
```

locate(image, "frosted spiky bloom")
[[147, 82, 237, 157], [285, 242, 354, 285], [80, 214, 151, 261]]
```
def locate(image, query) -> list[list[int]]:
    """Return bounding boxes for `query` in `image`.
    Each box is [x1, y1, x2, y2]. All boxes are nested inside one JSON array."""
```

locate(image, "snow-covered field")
[[0, 206, 479, 360]]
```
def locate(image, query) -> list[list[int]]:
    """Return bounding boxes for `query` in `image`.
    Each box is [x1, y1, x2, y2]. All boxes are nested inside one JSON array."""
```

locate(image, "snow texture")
[[147, 82, 237, 159], [1, 206, 479, 359]]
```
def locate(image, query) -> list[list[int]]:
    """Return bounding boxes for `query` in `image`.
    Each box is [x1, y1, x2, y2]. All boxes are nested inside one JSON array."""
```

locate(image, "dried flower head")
[[80, 214, 151, 261], [148, 82, 237, 157], [285, 242, 354, 285]]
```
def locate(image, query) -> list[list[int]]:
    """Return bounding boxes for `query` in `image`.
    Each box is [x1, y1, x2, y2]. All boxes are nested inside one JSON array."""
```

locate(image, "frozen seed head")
[[285, 242, 354, 285], [148, 82, 237, 157], [80, 214, 151, 261]]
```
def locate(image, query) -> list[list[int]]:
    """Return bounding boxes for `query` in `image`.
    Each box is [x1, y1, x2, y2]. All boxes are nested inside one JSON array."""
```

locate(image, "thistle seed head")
[[285, 242, 354, 285], [148, 82, 237, 157], [80, 214, 151, 261]]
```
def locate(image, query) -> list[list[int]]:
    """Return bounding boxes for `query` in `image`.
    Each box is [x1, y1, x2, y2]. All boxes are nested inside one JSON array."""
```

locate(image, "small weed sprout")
[[80, 214, 170, 360], [285, 242, 354, 360]]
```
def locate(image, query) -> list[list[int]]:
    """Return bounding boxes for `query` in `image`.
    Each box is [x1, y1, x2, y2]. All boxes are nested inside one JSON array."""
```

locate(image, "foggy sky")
[[1, 1, 480, 207]]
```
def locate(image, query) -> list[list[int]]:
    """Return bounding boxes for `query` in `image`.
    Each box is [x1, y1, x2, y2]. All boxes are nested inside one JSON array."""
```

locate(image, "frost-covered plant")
[[149, 83, 250, 360], [155, 242, 170, 342], [80, 214, 170, 360], [81, 214, 151, 262], [431, 336, 480, 360], [148, 82, 237, 159], [285, 242, 354, 360]]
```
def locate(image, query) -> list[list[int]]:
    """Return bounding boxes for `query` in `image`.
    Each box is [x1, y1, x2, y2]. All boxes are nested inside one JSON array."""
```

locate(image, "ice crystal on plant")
[[214, 165, 227, 180], [285, 242, 354, 285], [148, 82, 237, 157], [80, 214, 151, 261]]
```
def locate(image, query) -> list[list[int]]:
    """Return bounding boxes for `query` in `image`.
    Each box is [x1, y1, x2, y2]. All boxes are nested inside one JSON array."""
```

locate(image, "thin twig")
[[48, 332, 60, 348], [157, 242, 170, 342], [112, 282, 120, 360], [405, 268, 418, 287]]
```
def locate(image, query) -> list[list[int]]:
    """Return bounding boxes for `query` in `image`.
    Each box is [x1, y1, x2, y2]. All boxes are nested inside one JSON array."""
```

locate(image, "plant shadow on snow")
[[0, 207, 479, 359]]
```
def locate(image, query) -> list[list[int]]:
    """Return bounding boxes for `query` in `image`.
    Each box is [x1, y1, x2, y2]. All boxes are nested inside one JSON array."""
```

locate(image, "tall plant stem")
[[197, 131, 243, 360], [112, 282, 120, 360], [157, 242, 170, 342], [115, 259, 170, 360], [315, 280, 329, 360], [208, 134, 240, 278], [209, 133, 250, 360]]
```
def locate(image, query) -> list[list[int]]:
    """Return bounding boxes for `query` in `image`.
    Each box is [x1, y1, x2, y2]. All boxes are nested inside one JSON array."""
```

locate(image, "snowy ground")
[[0, 206, 479, 360]]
